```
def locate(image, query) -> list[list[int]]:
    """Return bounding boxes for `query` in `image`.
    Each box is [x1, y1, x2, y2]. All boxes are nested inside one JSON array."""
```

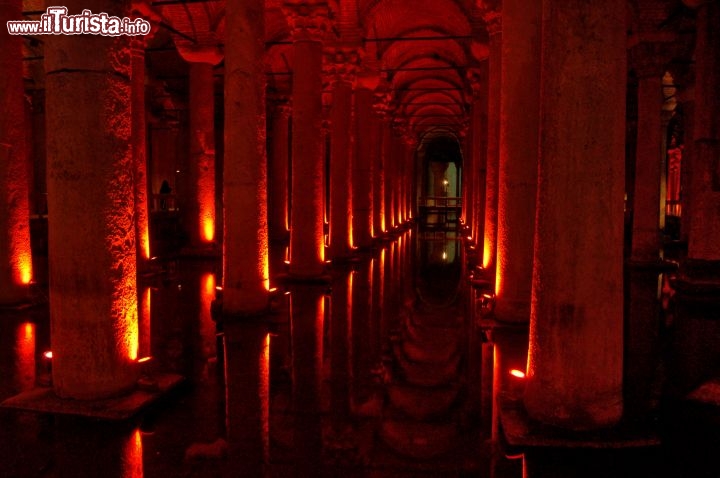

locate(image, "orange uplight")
[[140, 229, 151, 261], [202, 217, 215, 242], [510, 369, 526, 379], [483, 240, 491, 269], [16, 251, 32, 285]]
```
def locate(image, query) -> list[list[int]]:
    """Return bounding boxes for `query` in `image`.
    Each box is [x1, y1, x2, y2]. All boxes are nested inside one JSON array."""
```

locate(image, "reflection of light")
[[442, 251, 447, 261], [43, 350, 53, 359], [443, 179, 449, 186], [261, 333, 270, 463], [121, 429, 143, 478], [510, 369, 526, 379], [16, 322, 36, 391], [200, 273, 216, 359]]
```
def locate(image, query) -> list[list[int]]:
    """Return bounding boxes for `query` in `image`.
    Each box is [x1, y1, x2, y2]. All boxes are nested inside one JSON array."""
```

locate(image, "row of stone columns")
[[463, 1, 627, 430], [0, 0, 33, 306]]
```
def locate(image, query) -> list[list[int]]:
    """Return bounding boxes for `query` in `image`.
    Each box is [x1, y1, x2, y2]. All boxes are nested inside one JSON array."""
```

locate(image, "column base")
[[499, 396, 660, 449], [624, 258, 677, 421], [667, 259, 720, 396], [0, 372, 185, 420]]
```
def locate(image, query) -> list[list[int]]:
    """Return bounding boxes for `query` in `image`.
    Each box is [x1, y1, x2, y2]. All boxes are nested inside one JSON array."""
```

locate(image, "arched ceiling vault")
[[143, 0, 488, 141]]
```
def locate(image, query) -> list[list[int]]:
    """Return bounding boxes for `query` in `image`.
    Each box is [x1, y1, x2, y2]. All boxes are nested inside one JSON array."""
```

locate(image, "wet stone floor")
[[0, 228, 719, 477]]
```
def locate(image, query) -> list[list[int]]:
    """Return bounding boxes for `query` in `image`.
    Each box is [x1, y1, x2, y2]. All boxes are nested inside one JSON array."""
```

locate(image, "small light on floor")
[[510, 369, 526, 379], [269, 287, 277, 293], [283, 260, 290, 265], [215, 286, 223, 291], [138, 356, 152, 363], [43, 351, 53, 360]]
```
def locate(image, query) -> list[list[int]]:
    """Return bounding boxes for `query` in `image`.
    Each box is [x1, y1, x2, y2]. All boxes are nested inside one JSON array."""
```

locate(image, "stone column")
[[186, 60, 218, 249], [326, 48, 358, 259], [630, 47, 668, 261], [470, 66, 488, 249], [285, 4, 329, 278], [353, 80, 376, 247], [525, 0, 626, 430], [269, 99, 291, 243], [382, 122, 396, 232], [0, 0, 32, 305], [373, 109, 388, 235], [670, 0, 720, 393], [223, 0, 270, 315], [131, 39, 151, 269], [495, 0, 541, 322], [45, 0, 138, 398], [625, 43, 671, 418], [482, 11, 501, 281]]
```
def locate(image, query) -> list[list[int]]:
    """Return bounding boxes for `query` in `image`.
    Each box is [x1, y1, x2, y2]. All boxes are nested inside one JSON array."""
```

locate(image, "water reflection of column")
[[54, 424, 143, 478], [199, 273, 216, 364], [330, 268, 353, 430], [373, 251, 385, 356], [289, 285, 325, 476], [352, 258, 373, 405], [15, 322, 36, 392], [223, 321, 270, 476]]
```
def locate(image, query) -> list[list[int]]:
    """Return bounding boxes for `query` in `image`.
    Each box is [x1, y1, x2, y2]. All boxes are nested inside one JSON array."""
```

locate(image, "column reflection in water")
[[223, 321, 270, 476], [288, 285, 325, 477], [199, 272, 217, 365], [54, 423, 143, 478], [352, 255, 375, 410], [330, 267, 353, 432], [14, 321, 36, 392], [373, 250, 385, 359], [522, 448, 664, 478]]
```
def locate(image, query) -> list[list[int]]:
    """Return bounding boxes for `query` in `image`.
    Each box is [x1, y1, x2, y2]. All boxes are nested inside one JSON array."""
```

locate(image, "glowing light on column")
[[17, 250, 32, 285], [202, 214, 215, 243], [139, 286, 151, 360], [120, 276, 139, 362], [483, 240, 491, 269]]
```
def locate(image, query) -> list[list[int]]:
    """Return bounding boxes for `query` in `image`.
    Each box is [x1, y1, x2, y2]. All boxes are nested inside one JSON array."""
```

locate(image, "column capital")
[[283, 2, 331, 42], [630, 41, 674, 79], [323, 46, 361, 84], [176, 43, 223, 66], [268, 95, 292, 116], [481, 8, 502, 35], [466, 68, 484, 100], [682, 0, 717, 8]]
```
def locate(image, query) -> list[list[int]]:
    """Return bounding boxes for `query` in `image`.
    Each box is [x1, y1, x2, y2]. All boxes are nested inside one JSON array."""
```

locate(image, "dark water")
[[0, 228, 716, 477]]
